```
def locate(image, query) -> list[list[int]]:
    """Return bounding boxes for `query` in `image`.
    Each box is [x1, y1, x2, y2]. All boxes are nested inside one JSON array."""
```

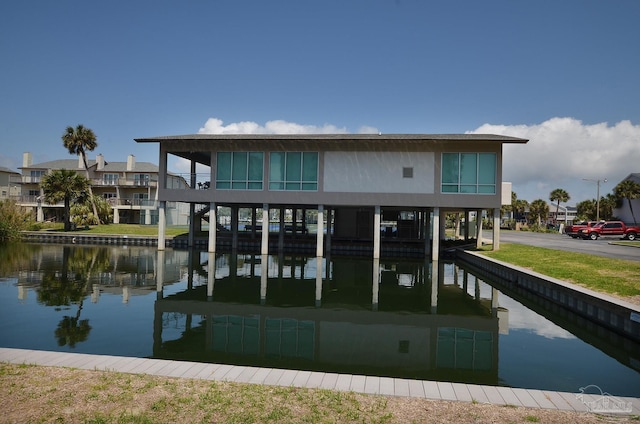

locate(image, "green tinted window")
[[216, 152, 263, 190], [441, 152, 496, 194], [269, 151, 318, 191]]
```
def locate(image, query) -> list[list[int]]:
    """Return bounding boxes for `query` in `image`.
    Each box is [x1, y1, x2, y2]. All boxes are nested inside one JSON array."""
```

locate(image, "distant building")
[[15, 152, 189, 225], [0, 166, 21, 200], [613, 173, 640, 223], [548, 202, 577, 225]]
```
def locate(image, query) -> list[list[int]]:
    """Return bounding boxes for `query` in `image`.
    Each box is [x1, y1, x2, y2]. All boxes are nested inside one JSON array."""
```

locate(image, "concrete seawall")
[[457, 249, 640, 342], [20, 231, 168, 247]]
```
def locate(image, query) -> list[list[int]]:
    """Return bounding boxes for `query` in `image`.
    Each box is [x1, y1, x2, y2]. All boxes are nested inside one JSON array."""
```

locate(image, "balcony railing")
[[92, 177, 158, 187], [13, 195, 64, 206], [21, 176, 43, 184]]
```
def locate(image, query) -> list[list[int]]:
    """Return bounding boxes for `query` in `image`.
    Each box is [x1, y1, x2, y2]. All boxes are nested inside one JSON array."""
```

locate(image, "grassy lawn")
[[0, 363, 611, 424], [30, 223, 189, 237], [480, 243, 640, 299], [611, 240, 640, 248]]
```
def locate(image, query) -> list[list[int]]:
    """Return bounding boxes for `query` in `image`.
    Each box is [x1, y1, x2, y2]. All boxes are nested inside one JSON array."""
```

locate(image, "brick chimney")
[[22, 152, 32, 168], [127, 154, 135, 171]]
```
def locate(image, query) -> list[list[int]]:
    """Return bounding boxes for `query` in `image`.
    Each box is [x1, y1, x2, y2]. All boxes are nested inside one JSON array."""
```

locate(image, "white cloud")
[[170, 118, 379, 172], [468, 118, 640, 203], [198, 117, 359, 135]]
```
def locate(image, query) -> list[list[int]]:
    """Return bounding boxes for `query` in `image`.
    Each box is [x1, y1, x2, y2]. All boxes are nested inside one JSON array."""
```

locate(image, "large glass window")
[[103, 174, 119, 185], [216, 152, 264, 190], [269, 152, 318, 191], [133, 174, 150, 187], [441, 153, 496, 194]]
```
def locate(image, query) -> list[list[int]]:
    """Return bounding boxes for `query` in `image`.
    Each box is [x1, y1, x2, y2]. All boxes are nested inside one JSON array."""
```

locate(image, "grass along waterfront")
[[480, 243, 640, 304], [0, 363, 622, 424], [30, 223, 189, 237]]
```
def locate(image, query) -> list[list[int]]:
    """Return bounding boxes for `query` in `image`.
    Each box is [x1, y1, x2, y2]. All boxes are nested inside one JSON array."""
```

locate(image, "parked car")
[[564, 221, 599, 238], [578, 221, 640, 240]]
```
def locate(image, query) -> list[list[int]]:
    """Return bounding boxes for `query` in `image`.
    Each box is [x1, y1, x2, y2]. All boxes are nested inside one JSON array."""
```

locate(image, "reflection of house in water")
[[15, 245, 187, 303], [153, 252, 508, 384]]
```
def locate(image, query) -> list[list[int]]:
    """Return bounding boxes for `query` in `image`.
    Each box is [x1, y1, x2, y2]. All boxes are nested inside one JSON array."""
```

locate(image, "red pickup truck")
[[564, 221, 599, 238], [578, 221, 640, 240]]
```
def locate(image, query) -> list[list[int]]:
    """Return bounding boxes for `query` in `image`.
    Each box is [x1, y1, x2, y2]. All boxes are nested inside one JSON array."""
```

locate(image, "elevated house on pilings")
[[135, 134, 528, 259]]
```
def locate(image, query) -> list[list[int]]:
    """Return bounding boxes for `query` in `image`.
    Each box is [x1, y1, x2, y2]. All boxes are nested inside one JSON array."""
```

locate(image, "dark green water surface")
[[0, 242, 638, 397]]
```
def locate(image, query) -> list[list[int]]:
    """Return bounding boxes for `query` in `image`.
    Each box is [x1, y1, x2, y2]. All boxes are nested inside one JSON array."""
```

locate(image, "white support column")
[[157, 201, 166, 250], [208, 202, 217, 253], [373, 206, 381, 259], [316, 205, 324, 257], [145, 209, 151, 225], [372, 257, 380, 311], [156, 250, 165, 294], [207, 252, 216, 300], [430, 260, 439, 314], [261, 203, 269, 255], [315, 256, 323, 307], [493, 208, 501, 250], [476, 209, 483, 249], [260, 254, 268, 305], [36, 200, 44, 222], [431, 207, 440, 261]]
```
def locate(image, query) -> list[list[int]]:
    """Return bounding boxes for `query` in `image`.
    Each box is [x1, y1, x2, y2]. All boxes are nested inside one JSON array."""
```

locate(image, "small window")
[[402, 167, 413, 178]]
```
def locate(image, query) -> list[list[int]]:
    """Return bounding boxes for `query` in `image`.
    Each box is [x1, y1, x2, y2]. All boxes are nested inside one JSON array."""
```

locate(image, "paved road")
[[495, 230, 640, 262]]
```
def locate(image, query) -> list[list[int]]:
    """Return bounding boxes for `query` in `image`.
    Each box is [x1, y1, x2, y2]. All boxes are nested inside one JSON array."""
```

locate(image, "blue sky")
[[1, 0, 639, 203]]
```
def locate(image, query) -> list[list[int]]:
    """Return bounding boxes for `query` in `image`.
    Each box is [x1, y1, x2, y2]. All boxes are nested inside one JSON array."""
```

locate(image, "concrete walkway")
[[1, 347, 638, 416]]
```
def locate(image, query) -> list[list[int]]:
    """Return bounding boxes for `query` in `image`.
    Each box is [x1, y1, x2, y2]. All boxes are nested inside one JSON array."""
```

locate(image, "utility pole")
[[583, 178, 607, 222]]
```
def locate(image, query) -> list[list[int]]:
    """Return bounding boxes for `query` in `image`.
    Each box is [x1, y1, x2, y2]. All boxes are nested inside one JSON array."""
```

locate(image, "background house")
[[0, 166, 21, 200], [16, 152, 189, 225], [613, 173, 640, 224]]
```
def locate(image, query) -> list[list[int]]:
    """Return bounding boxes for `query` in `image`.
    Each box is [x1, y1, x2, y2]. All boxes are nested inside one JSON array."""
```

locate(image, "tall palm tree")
[[529, 199, 549, 227], [40, 169, 90, 231], [62, 125, 99, 222], [549, 188, 570, 225], [614, 179, 640, 225], [513, 198, 529, 221]]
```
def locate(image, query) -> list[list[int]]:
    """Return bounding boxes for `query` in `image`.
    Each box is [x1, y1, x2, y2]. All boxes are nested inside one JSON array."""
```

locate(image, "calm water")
[[1, 243, 639, 397]]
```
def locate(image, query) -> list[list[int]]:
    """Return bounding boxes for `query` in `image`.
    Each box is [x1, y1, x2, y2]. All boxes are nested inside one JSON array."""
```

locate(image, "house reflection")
[[153, 250, 508, 385]]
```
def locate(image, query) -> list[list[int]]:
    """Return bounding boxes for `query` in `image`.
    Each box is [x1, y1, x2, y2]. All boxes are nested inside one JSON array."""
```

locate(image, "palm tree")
[[576, 199, 597, 221], [513, 198, 529, 221], [62, 125, 100, 222], [40, 169, 90, 231], [549, 188, 570, 225], [529, 199, 549, 227], [614, 179, 640, 225]]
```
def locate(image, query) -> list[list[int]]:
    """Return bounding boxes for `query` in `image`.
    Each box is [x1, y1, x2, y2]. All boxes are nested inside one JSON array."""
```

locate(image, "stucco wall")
[[323, 151, 435, 194]]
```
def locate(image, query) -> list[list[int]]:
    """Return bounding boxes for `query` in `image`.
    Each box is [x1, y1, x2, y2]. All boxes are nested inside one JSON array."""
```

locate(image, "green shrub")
[[0, 199, 33, 241]]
